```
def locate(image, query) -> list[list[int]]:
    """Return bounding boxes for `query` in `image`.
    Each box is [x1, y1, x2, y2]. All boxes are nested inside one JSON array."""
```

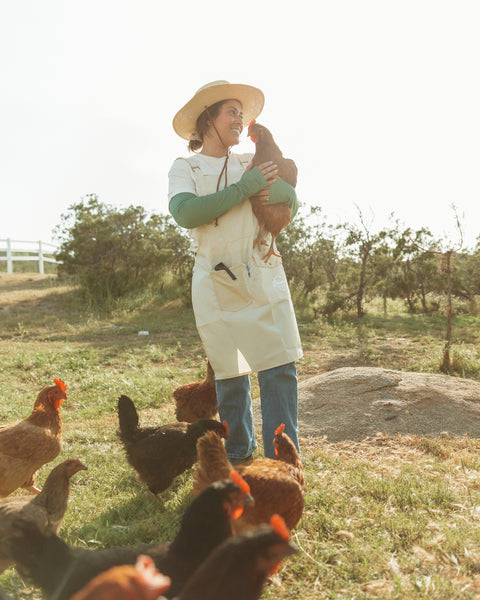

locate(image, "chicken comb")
[[222, 420, 229, 436], [53, 378, 67, 393], [135, 554, 155, 573], [230, 470, 251, 495], [270, 514, 290, 540], [135, 555, 171, 590], [274, 423, 285, 435], [248, 119, 256, 128]]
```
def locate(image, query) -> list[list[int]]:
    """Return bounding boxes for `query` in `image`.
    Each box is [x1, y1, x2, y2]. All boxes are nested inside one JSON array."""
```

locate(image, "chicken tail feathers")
[[117, 395, 139, 442], [192, 430, 232, 497], [8, 519, 72, 595]]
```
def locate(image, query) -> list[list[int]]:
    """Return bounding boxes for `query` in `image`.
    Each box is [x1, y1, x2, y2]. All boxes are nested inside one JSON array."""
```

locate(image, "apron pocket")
[[251, 254, 291, 304], [211, 264, 252, 312]]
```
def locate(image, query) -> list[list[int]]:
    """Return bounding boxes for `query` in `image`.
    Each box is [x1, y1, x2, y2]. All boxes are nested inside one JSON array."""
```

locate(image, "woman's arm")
[[169, 162, 279, 229], [267, 179, 299, 219]]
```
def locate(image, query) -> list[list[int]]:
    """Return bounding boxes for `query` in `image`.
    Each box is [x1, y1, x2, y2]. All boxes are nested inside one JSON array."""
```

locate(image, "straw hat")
[[173, 80, 265, 140]]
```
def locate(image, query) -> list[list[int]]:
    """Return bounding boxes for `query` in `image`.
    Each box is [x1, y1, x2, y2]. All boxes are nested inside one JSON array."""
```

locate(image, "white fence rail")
[[0, 238, 60, 274]]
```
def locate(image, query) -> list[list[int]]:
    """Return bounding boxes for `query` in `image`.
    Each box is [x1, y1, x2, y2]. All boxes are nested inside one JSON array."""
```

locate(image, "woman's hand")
[[250, 187, 270, 205], [246, 160, 279, 186]]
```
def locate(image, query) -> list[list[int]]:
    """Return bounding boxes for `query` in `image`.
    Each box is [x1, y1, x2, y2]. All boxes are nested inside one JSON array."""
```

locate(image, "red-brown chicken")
[[193, 424, 305, 533], [177, 515, 297, 600], [0, 458, 86, 574], [70, 555, 171, 600], [173, 361, 217, 423], [247, 120, 298, 262], [0, 379, 67, 497]]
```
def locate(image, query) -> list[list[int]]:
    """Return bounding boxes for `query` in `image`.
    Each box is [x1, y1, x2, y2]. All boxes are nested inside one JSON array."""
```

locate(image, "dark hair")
[[188, 100, 225, 153]]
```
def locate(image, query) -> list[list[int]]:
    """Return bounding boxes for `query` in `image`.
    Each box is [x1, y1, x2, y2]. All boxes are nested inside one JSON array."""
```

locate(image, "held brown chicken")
[[117, 394, 228, 495], [0, 458, 86, 574], [247, 120, 298, 262], [0, 379, 67, 497], [178, 515, 297, 600], [9, 475, 254, 600], [70, 554, 171, 600], [193, 423, 305, 533], [173, 361, 217, 423]]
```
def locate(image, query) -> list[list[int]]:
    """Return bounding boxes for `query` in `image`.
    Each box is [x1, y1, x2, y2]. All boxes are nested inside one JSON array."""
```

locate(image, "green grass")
[[1, 275, 480, 599]]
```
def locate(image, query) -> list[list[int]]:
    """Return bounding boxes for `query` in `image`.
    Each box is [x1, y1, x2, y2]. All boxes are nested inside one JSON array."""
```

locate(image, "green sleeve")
[[267, 179, 299, 220], [169, 167, 268, 229]]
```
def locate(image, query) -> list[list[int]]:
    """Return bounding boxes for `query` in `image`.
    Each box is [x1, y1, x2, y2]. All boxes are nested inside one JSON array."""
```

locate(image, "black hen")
[[117, 394, 228, 494], [9, 477, 253, 600], [178, 515, 297, 600]]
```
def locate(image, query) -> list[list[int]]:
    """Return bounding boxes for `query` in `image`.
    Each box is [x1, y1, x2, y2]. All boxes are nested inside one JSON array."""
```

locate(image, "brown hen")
[[247, 121, 298, 262], [192, 424, 305, 532], [0, 379, 67, 497], [70, 554, 171, 600], [0, 458, 86, 574], [173, 361, 217, 423]]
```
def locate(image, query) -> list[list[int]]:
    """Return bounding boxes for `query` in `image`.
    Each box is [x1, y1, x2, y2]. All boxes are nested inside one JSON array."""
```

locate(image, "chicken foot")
[[252, 235, 282, 261], [22, 474, 42, 494], [23, 485, 41, 494], [262, 239, 282, 262]]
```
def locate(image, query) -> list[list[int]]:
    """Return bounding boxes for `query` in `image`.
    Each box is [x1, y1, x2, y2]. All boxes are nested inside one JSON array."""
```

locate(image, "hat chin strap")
[[204, 108, 230, 188], [204, 104, 230, 155], [204, 105, 230, 226]]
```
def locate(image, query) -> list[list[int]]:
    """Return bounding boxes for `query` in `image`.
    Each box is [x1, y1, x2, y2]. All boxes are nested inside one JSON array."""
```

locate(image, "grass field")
[[1, 274, 480, 599]]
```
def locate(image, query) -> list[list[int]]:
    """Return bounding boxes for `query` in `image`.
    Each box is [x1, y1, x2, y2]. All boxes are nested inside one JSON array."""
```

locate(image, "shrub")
[[54, 195, 193, 305]]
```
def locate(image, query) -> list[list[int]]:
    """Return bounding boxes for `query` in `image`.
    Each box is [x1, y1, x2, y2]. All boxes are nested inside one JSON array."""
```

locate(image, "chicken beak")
[[244, 493, 255, 506], [286, 541, 298, 556], [54, 397, 65, 409]]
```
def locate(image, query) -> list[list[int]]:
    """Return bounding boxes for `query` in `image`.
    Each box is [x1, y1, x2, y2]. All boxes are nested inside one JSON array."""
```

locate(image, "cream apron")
[[185, 153, 303, 380]]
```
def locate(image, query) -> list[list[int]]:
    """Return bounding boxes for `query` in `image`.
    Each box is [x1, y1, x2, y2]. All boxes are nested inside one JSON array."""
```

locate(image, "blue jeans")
[[215, 362, 299, 460]]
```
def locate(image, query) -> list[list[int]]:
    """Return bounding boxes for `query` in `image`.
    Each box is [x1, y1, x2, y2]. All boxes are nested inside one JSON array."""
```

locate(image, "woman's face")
[[210, 99, 244, 146]]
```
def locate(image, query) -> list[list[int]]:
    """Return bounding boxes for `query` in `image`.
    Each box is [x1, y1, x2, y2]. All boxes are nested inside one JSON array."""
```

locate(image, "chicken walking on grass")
[[173, 361, 217, 423], [70, 554, 171, 600], [178, 514, 297, 600], [193, 423, 305, 532], [0, 458, 86, 574], [247, 120, 298, 262], [0, 379, 67, 497], [9, 474, 253, 600], [117, 394, 228, 495]]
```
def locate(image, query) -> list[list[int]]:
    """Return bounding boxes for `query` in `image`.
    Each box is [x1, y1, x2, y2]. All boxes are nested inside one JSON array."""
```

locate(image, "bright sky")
[[1, 1, 479, 249]]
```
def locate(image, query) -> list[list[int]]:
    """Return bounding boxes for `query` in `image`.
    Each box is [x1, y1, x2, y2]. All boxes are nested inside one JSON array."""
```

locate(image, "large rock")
[[255, 367, 480, 441]]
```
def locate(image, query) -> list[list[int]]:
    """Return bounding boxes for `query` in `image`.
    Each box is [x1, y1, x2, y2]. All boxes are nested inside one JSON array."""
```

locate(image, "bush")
[[54, 195, 193, 305]]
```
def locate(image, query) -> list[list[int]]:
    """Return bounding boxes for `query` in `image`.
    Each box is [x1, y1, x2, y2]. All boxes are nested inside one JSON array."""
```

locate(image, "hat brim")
[[173, 83, 265, 140]]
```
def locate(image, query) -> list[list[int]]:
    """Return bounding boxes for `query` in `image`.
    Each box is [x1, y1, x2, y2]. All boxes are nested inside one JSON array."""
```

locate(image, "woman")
[[168, 80, 303, 463]]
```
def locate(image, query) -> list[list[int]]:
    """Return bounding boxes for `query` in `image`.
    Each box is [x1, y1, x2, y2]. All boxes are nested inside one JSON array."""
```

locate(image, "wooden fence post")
[[38, 240, 44, 274], [7, 238, 12, 274]]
